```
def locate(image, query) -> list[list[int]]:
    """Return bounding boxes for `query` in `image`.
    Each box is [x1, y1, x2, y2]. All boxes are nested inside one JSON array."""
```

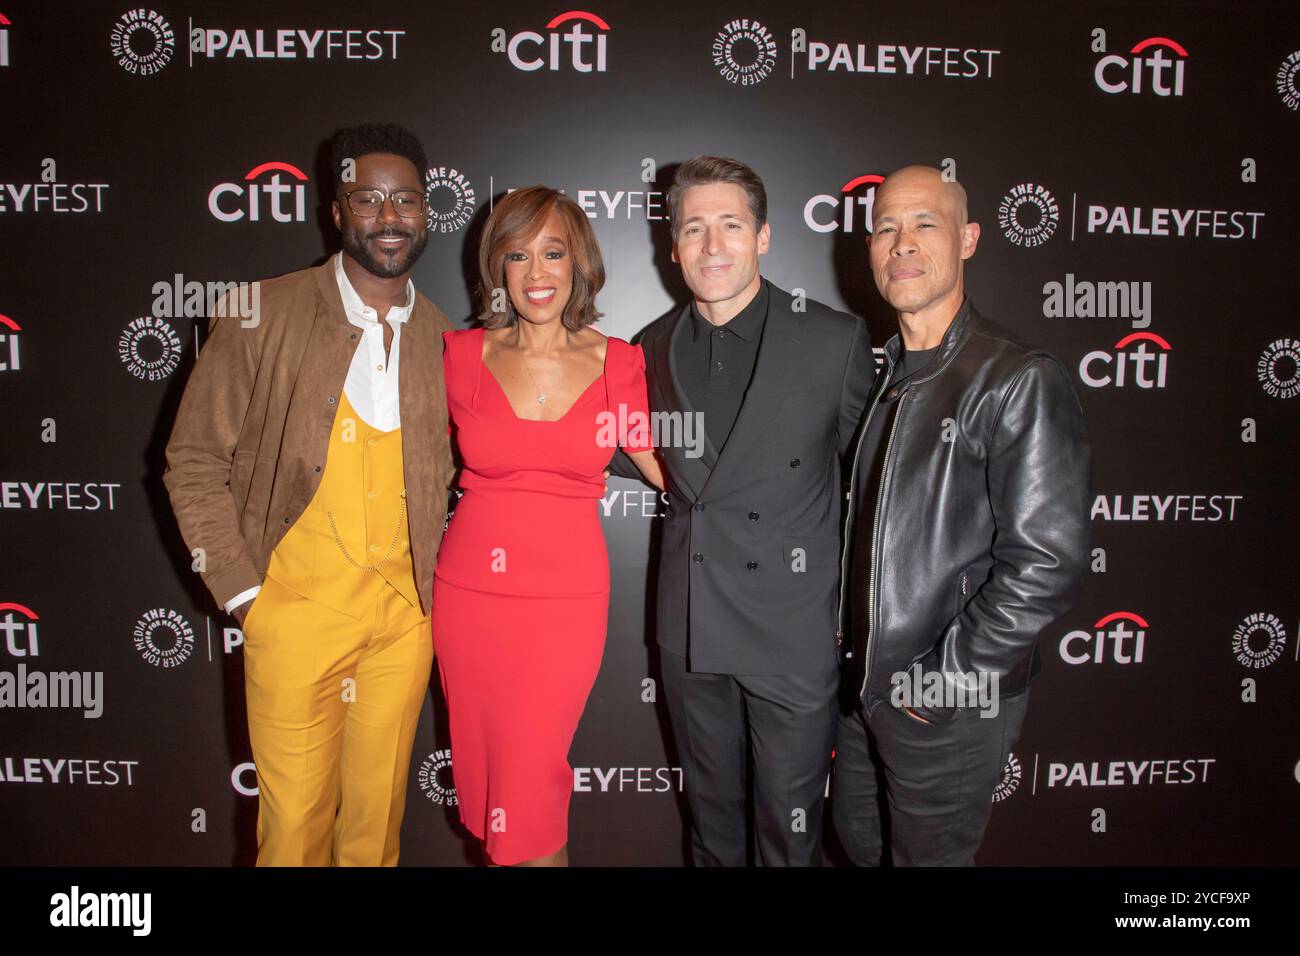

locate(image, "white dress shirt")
[[224, 253, 416, 615]]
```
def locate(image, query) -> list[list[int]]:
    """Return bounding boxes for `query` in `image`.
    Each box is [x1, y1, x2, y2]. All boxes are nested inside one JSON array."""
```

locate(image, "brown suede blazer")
[[162, 258, 454, 615]]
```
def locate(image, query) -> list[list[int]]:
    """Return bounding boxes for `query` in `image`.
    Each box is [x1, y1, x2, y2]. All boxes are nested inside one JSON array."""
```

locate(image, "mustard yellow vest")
[[265, 390, 420, 617]]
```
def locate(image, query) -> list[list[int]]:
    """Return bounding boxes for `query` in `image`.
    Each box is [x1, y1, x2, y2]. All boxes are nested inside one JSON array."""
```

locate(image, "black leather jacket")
[[837, 299, 1091, 720]]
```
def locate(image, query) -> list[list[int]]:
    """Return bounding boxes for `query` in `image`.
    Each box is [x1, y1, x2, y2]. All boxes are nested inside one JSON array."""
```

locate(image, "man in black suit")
[[613, 156, 875, 865]]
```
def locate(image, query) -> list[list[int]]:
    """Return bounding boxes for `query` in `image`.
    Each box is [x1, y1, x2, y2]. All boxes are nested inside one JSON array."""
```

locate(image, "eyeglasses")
[[344, 188, 427, 218]]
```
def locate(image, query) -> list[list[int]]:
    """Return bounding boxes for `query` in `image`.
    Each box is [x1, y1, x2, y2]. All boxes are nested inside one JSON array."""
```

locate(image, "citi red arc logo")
[[1095, 36, 1187, 96], [1079, 331, 1170, 388], [0, 12, 11, 68], [1060, 611, 1148, 665], [497, 10, 609, 72], [0, 313, 20, 371], [804, 174, 884, 234], [0, 602, 40, 657], [208, 161, 308, 223]]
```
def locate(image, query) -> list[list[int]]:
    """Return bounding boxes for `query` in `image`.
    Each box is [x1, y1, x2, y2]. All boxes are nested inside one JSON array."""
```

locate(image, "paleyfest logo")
[[110, 8, 175, 76]]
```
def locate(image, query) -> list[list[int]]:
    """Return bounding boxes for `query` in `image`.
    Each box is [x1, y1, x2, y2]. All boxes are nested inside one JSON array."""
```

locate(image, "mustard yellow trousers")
[[241, 573, 432, 866]]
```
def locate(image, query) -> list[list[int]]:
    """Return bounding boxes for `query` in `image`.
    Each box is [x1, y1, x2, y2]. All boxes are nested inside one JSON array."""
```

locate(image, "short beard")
[[342, 222, 429, 279]]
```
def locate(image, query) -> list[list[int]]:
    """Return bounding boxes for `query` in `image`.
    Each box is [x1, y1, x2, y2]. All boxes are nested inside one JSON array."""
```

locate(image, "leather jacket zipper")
[[861, 390, 908, 699], [836, 363, 892, 651]]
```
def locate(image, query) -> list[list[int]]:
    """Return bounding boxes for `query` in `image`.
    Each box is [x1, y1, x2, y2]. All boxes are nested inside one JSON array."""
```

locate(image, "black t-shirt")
[[848, 345, 940, 646]]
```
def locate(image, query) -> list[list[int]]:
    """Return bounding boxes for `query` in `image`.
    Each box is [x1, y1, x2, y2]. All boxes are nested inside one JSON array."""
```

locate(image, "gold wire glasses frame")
[[343, 188, 427, 218]]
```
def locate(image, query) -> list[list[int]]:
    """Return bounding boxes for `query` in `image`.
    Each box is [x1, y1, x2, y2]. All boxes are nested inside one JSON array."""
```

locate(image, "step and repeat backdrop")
[[1, 0, 1297, 866]]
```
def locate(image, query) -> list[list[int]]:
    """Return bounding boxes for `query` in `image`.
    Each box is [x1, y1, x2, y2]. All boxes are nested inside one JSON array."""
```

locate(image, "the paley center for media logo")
[[998, 183, 1059, 247], [418, 749, 458, 805], [110, 8, 174, 76], [1231, 612, 1287, 669], [1277, 49, 1300, 110], [1257, 338, 1299, 399], [712, 18, 776, 85], [425, 166, 477, 233]]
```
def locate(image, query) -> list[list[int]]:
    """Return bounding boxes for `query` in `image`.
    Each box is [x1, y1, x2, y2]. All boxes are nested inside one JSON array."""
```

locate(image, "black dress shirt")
[[673, 281, 770, 453]]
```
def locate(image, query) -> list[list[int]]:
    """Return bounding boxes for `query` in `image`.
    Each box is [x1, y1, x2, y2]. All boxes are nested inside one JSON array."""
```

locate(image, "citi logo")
[[0, 12, 10, 67], [493, 10, 609, 73], [804, 174, 883, 234], [1095, 36, 1186, 97], [1060, 611, 1147, 665], [1079, 331, 1169, 389], [0, 313, 21, 371], [0, 602, 39, 657], [208, 161, 308, 223]]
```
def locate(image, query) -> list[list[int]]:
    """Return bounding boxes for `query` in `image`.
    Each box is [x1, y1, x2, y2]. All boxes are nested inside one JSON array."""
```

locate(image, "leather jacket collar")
[[881, 295, 975, 382]]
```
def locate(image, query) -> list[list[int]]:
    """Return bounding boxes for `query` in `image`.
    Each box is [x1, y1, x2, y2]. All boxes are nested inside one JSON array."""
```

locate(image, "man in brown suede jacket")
[[163, 123, 453, 866]]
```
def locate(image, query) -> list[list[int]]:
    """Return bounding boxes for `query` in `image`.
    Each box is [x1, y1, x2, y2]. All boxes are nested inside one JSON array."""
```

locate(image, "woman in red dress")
[[433, 186, 664, 866]]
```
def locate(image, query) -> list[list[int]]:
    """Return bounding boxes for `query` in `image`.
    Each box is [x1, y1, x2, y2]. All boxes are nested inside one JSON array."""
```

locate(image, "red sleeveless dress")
[[432, 327, 653, 864]]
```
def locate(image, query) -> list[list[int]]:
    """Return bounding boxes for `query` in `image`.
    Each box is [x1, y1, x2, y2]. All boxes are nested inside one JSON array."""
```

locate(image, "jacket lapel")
[[701, 283, 802, 495], [653, 306, 714, 501]]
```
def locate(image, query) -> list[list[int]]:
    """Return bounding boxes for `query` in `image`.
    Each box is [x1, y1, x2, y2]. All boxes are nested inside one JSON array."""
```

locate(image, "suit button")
[[789, 458, 800, 468], [692, 553, 704, 564], [327, 396, 336, 405], [314, 465, 322, 473], [748, 511, 759, 521], [746, 561, 758, 570], [694, 502, 705, 512], [283, 517, 290, 524]]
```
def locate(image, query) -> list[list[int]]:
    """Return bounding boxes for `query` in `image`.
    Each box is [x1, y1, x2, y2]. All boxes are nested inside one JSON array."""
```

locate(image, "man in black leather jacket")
[[831, 166, 1091, 866]]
